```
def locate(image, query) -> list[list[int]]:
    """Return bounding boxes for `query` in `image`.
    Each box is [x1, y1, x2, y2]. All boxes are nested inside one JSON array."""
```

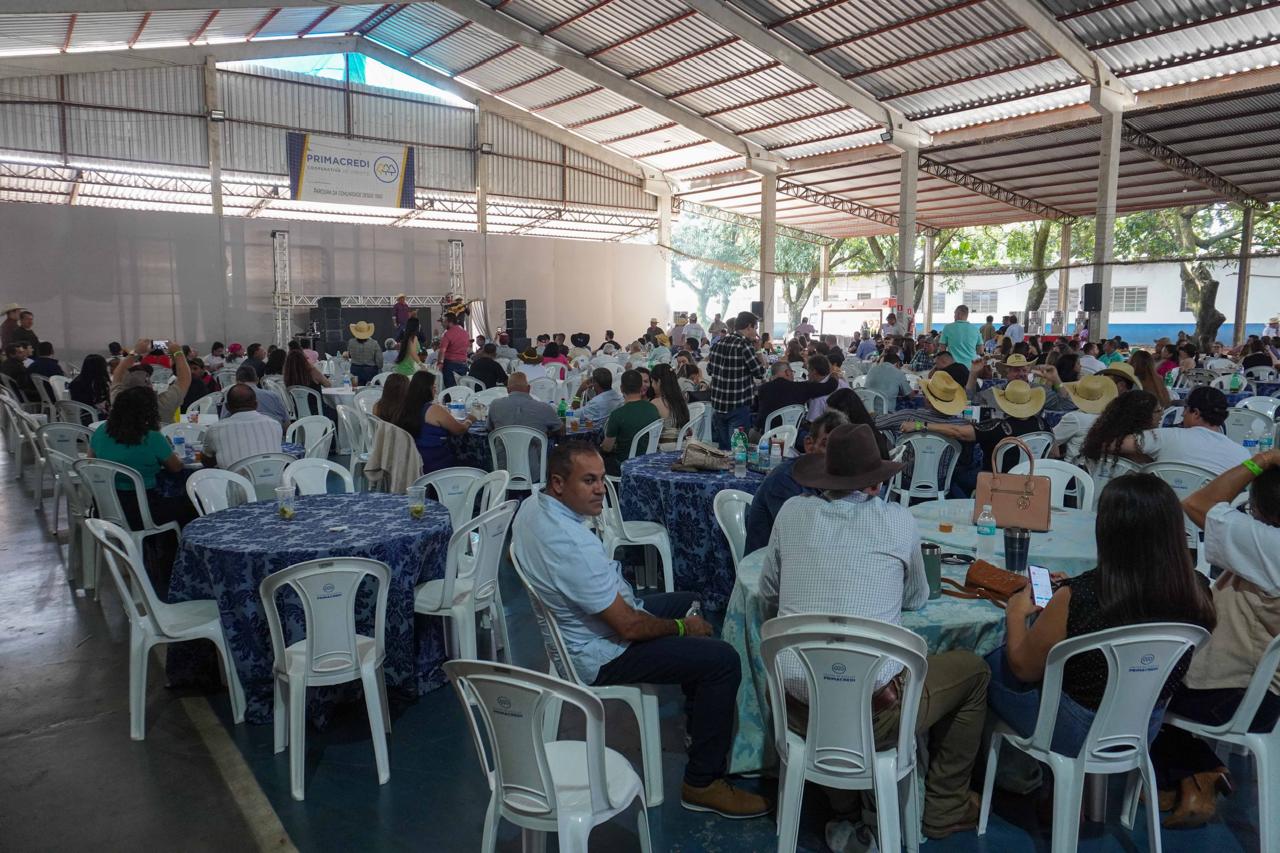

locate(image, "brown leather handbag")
[[971, 436, 1053, 532], [941, 560, 1029, 609]]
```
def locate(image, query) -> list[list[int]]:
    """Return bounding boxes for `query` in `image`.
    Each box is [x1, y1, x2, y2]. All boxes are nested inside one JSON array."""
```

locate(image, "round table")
[[723, 551, 1009, 774], [618, 451, 766, 609], [166, 493, 453, 724], [893, 396, 1067, 428], [910, 498, 1098, 576], [451, 422, 604, 471]]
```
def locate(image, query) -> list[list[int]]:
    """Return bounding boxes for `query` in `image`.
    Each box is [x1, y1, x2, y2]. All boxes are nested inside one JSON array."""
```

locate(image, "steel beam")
[[776, 179, 940, 236], [1119, 125, 1266, 209], [428, 0, 786, 170], [685, 0, 930, 149], [918, 157, 1078, 222], [673, 199, 832, 245]]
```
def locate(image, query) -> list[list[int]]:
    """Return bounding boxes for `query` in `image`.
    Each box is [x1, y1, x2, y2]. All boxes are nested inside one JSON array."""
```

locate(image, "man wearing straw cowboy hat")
[[760, 422, 990, 841], [345, 320, 382, 387], [966, 353, 1069, 412], [974, 379, 1048, 473], [1097, 360, 1139, 394], [1054, 373, 1117, 466], [0, 302, 21, 348], [880, 371, 981, 497], [1265, 315, 1280, 337]]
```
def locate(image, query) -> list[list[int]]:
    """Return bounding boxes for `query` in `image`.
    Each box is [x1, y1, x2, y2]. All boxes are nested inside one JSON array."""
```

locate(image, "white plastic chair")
[[353, 387, 382, 415], [282, 458, 355, 495], [509, 547, 665, 809], [1238, 395, 1280, 419], [415, 500, 518, 662], [1010, 458, 1094, 510], [439, 385, 473, 406], [544, 363, 569, 382], [46, 448, 96, 586], [763, 403, 806, 433], [336, 404, 370, 487], [186, 468, 255, 516], [369, 371, 392, 387], [1160, 406, 1185, 428], [762, 614, 927, 853], [30, 373, 59, 418], [1164, 633, 1280, 853], [600, 478, 674, 594], [1244, 366, 1278, 383], [1144, 461, 1218, 572], [855, 387, 891, 416], [285, 385, 322, 420], [412, 466, 509, 528], [187, 391, 223, 418], [46, 374, 70, 400], [38, 422, 91, 524], [472, 386, 508, 407], [713, 489, 753, 573], [626, 419, 663, 461], [979, 623, 1210, 853], [73, 459, 182, 555], [992, 430, 1055, 471], [7, 403, 48, 500], [759, 424, 798, 456], [674, 408, 707, 450], [529, 376, 559, 403], [1085, 456, 1142, 509], [886, 433, 961, 505], [229, 452, 295, 501], [285, 415, 335, 459], [1175, 368, 1215, 390], [446, 660, 653, 853], [161, 422, 208, 446], [1223, 407, 1275, 445], [1210, 374, 1253, 395], [260, 557, 391, 802], [687, 401, 712, 443], [488, 426, 548, 494], [85, 518, 245, 740], [456, 375, 485, 394], [55, 399, 100, 425]]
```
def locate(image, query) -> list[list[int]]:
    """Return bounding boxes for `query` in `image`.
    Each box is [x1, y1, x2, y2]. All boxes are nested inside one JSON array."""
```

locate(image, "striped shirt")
[[707, 332, 766, 413], [203, 410, 283, 469]]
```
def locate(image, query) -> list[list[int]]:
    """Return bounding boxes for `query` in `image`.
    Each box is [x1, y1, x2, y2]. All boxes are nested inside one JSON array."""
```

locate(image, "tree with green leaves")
[[670, 215, 755, 320]]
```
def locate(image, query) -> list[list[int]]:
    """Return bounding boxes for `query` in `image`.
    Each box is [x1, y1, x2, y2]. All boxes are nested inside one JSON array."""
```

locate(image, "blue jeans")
[[593, 592, 739, 788], [441, 360, 467, 388], [984, 646, 1164, 758], [350, 364, 377, 386], [711, 404, 752, 450]]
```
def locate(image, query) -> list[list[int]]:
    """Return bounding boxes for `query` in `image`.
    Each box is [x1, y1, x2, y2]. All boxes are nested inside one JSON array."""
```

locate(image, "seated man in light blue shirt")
[[574, 367, 623, 424], [511, 443, 769, 820], [234, 364, 290, 430]]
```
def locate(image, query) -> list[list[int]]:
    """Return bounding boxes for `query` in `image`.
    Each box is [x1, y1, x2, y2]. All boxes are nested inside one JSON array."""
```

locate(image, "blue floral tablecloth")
[[619, 452, 765, 610], [166, 492, 452, 724], [451, 422, 604, 471]]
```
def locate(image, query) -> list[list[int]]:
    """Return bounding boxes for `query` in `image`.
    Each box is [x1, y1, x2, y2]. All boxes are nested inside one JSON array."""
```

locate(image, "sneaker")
[[680, 779, 771, 819], [825, 818, 879, 853]]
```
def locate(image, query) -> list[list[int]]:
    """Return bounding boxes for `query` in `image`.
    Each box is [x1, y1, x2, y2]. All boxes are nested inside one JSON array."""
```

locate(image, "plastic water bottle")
[[686, 599, 702, 618], [172, 435, 191, 462], [732, 429, 747, 478], [1243, 424, 1261, 453], [756, 435, 770, 470], [557, 399, 568, 419], [770, 437, 784, 469], [1260, 429, 1275, 455], [975, 504, 997, 562]]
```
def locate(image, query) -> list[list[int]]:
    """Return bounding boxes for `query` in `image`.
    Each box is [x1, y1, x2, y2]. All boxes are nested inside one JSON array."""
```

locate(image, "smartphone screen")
[[152, 340, 168, 351], [1028, 564, 1054, 608]]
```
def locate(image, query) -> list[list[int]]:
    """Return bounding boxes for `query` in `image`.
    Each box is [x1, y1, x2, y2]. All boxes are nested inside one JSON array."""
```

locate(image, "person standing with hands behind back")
[[707, 311, 767, 449], [512, 443, 771, 820]]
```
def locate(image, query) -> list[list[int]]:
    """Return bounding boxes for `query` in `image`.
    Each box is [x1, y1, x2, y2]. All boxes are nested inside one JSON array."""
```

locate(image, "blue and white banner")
[[287, 131, 414, 209]]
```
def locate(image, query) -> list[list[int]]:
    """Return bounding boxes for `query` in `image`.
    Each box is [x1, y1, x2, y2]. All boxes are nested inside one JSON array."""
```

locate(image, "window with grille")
[[855, 291, 872, 300], [1111, 286, 1147, 312], [1043, 287, 1080, 311], [931, 292, 947, 313], [962, 290, 998, 314]]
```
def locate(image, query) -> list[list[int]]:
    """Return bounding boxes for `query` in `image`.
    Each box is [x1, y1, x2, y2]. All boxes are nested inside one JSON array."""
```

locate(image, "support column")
[[1056, 221, 1072, 334], [657, 191, 673, 301], [897, 145, 919, 327], [820, 242, 831, 302], [759, 172, 777, 336], [475, 109, 489, 235], [203, 56, 223, 217], [923, 232, 936, 334], [1090, 103, 1122, 341], [1234, 206, 1255, 347]]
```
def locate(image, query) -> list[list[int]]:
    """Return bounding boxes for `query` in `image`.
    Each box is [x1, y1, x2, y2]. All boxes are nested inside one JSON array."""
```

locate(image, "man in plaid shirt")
[[707, 311, 767, 448]]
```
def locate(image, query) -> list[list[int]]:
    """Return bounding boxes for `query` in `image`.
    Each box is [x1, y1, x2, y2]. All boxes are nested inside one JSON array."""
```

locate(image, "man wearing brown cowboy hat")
[[0, 302, 21, 348], [760, 423, 990, 840]]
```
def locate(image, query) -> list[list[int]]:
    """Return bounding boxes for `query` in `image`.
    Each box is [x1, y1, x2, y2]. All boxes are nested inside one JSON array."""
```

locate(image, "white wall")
[[0, 203, 668, 360]]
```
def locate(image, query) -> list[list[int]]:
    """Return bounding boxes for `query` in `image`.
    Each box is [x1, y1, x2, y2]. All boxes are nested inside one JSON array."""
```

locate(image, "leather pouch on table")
[[970, 436, 1052, 532], [672, 440, 732, 472], [941, 559, 1028, 609]]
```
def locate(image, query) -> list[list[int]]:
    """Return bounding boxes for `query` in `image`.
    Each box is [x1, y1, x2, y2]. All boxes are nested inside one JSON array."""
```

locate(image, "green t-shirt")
[[1099, 352, 1125, 366], [939, 320, 983, 368], [89, 427, 173, 490], [605, 400, 661, 462], [393, 358, 418, 377]]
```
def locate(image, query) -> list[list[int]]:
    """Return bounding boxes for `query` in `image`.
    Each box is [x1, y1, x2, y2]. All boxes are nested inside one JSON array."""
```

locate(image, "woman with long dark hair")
[[984, 473, 1216, 757], [1054, 352, 1080, 384], [264, 348, 287, 377], [1129, 349, 1171, 408], [649, 363, 689, 445], [393, 334, 422, 377], [823, 387, 889, 457], [69, 353, 111, 419], [283, 348, 329, 392], [394, 371, 474, 475], [372, 372, 409, 421], [1081, 390, 1160, 468]]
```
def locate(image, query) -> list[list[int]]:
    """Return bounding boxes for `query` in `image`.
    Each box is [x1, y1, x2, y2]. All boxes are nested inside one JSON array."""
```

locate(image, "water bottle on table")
[[1260, 428, 1275, 454], [732, 429, 747, 478], [975, 503, 997, 562], [1244, 425, 1261, 454]]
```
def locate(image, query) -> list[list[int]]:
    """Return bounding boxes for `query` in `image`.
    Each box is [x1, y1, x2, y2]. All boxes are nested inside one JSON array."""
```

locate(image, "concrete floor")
[[0, 428, 1265, 852]]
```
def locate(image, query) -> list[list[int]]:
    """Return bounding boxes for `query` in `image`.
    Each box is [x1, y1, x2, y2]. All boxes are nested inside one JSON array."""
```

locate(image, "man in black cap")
[[759, 423, 990, 840]]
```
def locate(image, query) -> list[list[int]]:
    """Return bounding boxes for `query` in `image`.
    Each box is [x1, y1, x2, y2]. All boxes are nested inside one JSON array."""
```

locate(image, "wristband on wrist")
[[1243, 459, 1265, 477], [675, 618, 686, 637]]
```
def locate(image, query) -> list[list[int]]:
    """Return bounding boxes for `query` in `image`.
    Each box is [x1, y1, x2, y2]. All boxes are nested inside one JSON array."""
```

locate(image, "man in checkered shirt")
[[707, 311, 767, 449]]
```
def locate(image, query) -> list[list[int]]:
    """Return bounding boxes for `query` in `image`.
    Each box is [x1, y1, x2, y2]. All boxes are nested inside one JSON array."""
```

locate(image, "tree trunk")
[[1023, 220, 1052, 316], [782, 268, 821, 333], [1174, 207, 1227, 350]]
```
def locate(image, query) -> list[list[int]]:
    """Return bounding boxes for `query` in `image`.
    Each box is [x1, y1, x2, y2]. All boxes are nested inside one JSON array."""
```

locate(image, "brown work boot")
[[1163, 768, 1232, 830], [680, 779, 771, 819], [924, 792, 982, 840]]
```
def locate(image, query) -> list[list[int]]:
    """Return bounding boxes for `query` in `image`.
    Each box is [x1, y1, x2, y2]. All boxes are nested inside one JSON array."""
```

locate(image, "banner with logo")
[[286, 131, 414, 208]]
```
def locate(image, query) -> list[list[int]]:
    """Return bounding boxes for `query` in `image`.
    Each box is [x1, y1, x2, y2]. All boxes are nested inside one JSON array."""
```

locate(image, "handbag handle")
[[939, 576, 1009, 610], [989, 435, 1036, 486]]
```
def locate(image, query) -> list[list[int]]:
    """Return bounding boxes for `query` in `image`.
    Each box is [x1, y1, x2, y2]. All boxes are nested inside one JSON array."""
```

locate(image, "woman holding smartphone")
[[984, 473, 1216, 758]]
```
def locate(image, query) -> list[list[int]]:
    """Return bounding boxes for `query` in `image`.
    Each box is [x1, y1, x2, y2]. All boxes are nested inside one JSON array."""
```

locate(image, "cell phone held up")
[[1027, 564, 1054, 608]]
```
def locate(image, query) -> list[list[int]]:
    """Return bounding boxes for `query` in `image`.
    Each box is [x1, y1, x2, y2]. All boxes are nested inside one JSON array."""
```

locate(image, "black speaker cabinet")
[[750, 300, 764, 318], [1082, 282, 1102, 312]]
